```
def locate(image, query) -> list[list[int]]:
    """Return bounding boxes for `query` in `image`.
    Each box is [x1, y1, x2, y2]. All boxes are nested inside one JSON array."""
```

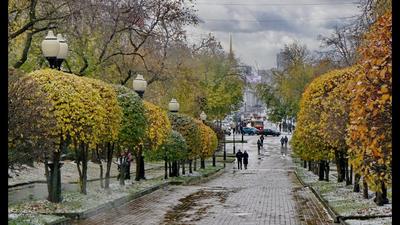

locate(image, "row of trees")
[[291, 11, 391, 206], [8, 0, 245, 123], [9, 68, 221, 203]]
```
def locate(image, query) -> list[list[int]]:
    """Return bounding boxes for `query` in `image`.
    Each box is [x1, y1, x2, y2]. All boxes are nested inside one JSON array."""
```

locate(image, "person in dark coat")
[[280, 137, 285, 148], [243, 151, 249, 169], [260, 134, 264, 146], [236, 149, 243, 170], [284, 136, 288, 148], [257, 139, 261, 155]]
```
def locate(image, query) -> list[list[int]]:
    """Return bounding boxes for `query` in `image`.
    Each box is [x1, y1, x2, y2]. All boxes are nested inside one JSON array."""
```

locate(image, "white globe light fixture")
[[41, 30, 60, 69], [132, 74, 147, 98], [55, 34, 68, 70], [200, 111, 207, 121], [168, 98, 179, 113]]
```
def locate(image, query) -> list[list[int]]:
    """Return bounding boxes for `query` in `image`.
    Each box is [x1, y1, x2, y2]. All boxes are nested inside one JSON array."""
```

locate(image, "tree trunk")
[[189, 160, 193, 173], [194, 158, 197, 171], [349, 165, 353, 184], [200, 158, 205, 169], [95, 144, 104, 188], [78, 143, 88, 194], [374, 181, 389, 206], [212, 154, 216, 167], [363, 177, 369, 199], [308, 161, 312, 171], [177, 161, 180, 177], [324, 161, 330, 181], [168, 162, 172, 177], [335, 152, 345, 182], [47, 148, 62, 203], [105, 142, 114, 189], [353, 173, 361, 192], [135, 152, 140, 181], [318, 161, 325, 181], [181, 160, 185, 175], [164, 158, 168, 179], [345, 158, 351, 185], [139, 154, 145, 179], [303, 160, 307, 168]]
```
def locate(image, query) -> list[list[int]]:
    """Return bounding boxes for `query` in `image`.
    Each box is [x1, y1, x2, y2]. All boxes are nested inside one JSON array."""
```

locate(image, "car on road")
[[257, 128, 281, 136], [242, 127, 258, 135]]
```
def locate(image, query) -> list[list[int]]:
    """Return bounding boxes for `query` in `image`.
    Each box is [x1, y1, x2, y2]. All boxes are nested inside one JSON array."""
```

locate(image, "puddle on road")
[[162, 187, 238, 224]]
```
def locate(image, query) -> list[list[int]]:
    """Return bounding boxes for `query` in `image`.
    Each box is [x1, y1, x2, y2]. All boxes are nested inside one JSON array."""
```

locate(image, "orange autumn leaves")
[[292, 12, 391, 192], [347, 12, 392, 191]]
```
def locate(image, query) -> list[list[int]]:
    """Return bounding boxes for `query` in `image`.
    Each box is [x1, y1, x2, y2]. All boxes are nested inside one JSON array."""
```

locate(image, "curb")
[[293, 169, 392, 225], [45, 164, 228, 224], [293, 170, 344, 224], [9, 166, 164, 188], [47, 182, 169, 221]]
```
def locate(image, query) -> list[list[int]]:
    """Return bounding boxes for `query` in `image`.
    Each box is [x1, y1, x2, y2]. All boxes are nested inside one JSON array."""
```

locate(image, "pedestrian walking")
[[280, 136, 284, 148], [279, 123, 282, 132], [125, 150, 133, 179], [257, 139, 261, 155], [236, 149, 243, 170], [117, 151, 129, 180], [284, 135, 288, 148], [243, 151, 249, 169], [260, 134, 264, 146]]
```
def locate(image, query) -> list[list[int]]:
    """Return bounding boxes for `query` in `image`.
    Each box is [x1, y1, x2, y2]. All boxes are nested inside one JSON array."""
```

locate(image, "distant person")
[[280, 137, 285, 148], [284, 136, 288, 148], [260, 134, 264, 146], [124, 149, 133, 179], [288, 126, 292, 134], [243, 151, 249, 169], [236, 149, 243, 170], [257, 139, 262, 155], [279, 123, 282, 132]]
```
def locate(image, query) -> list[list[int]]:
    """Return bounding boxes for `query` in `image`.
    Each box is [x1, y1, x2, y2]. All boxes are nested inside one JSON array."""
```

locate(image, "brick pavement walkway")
[[73, 135, 334, 225]]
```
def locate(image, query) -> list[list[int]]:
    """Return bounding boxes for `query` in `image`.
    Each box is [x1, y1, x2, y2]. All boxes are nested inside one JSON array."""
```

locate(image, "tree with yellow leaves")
[[347, 11, 392, 206], [28, 69, 122, 199], [139, 101, 171, 180], [194, 119, 218, 169]]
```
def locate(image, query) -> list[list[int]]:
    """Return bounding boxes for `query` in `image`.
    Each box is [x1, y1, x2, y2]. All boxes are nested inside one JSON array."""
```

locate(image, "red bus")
[[251, 120, 264, 131]]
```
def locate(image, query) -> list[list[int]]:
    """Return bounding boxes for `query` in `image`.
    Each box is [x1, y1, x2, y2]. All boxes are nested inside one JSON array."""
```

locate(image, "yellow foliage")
[[143, 101, 172, 151], [29, 69, 122, 146], [193, 119, 218, 158], [347, 11, 392, 192]]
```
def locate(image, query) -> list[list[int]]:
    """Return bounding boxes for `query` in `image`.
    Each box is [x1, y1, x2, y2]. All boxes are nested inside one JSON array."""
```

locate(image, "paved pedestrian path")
[[73, 134, 333, 225]]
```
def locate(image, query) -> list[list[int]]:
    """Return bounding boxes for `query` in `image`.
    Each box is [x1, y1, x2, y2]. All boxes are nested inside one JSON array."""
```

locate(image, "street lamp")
[[55, 34, 68, 70], [42, 30, 69, 69], [240, 115, 244, 142], [230, 121, 236, 154], [168, 98, 179, 113], [132, 74, 147, 98]]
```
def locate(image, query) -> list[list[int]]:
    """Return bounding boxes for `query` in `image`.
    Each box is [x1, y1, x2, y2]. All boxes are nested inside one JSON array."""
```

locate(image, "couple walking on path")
[[235, 149, 249, 170]]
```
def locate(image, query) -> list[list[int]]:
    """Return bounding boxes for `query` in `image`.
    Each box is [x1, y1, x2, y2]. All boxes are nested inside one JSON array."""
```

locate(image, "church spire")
[[229, 33, 234, 62], [229, 32, 233, 56]]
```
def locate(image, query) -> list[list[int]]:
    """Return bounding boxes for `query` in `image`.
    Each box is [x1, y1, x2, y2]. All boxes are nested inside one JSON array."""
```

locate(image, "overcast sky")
[[185, 0, 362, 69]]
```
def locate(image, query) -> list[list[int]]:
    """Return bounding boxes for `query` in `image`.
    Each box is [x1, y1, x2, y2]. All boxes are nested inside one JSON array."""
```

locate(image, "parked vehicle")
[[242, 127, 258, 135], [257, 128, 281, 136]]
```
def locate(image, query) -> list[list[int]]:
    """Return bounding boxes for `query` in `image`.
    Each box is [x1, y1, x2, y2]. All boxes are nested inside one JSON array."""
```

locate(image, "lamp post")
[[168, 98, 179, 113], [132, 74, 147, 98], [168, 98, 181, 176], [41, 30, 68, 70], [240, 115, 244, 142], [231, 121, 236, 154], [200, 111, 208, 168], [132, 74, 147, 181]]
